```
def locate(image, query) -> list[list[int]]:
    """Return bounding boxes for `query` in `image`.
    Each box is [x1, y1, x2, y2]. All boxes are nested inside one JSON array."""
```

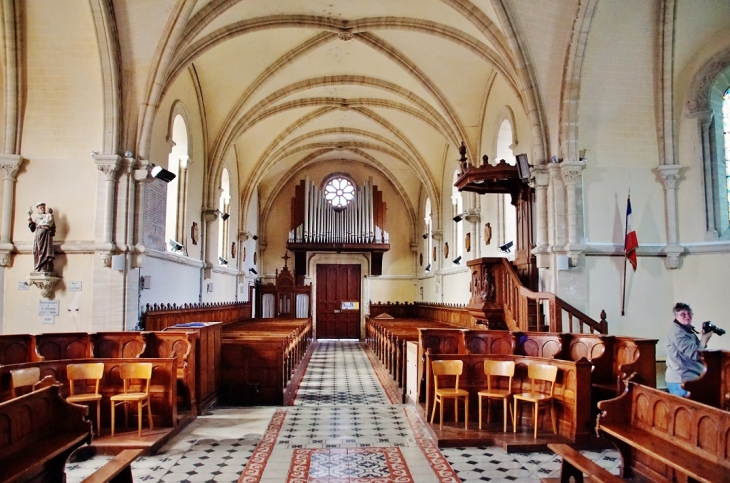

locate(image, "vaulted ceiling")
[[136, 0, 544, 222]]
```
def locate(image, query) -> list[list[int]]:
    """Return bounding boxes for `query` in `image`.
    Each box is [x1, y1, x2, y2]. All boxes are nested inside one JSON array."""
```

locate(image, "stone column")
[[531, 164, 550, 267], [94, 154, 122, 266], [560, 160, 586, 266], [0, 154, 22, 265], [658, 164, 685, 269]]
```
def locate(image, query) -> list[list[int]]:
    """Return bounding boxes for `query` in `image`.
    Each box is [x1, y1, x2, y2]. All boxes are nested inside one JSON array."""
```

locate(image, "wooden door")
[[316, 264, 361, 339]]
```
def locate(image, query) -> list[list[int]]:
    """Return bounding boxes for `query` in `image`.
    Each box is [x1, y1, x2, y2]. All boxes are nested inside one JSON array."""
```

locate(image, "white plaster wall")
[[138, 256, 201, 316]]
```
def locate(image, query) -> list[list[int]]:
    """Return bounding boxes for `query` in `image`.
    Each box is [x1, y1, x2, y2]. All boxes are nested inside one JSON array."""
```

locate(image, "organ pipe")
[[289, 176, 389, 244]]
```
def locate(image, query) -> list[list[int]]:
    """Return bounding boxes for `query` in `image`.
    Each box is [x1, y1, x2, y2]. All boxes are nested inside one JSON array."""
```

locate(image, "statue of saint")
[[28, 202, 56, 273]]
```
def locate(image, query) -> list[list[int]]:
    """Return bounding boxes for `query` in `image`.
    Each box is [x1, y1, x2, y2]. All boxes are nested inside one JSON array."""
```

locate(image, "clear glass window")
[[724, 86, 730, 222]]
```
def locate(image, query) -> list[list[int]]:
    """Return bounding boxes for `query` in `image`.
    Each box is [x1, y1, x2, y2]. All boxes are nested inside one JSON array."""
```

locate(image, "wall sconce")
[[249, 267, 258, 275], [150, 164, 176, 183], [218, 256, 228, 265], [453, 256, 462, 265], [169, 239, 183, 252], [499, 241, 514, 253]]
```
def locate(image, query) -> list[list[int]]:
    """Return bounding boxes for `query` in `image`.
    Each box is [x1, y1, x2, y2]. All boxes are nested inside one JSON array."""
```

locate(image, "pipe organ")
[[287, 176, 390, 276]]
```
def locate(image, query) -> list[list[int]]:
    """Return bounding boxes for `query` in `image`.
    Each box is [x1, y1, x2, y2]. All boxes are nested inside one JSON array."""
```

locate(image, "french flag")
[[624, 196, 638, 271]]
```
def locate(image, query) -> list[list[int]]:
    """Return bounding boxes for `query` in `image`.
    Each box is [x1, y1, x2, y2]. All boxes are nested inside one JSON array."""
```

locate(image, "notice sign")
[[42, 316, 54, 324], [39, 300, 60, 316], [17, 281, 29, 290], [341, 301, 359, 310]]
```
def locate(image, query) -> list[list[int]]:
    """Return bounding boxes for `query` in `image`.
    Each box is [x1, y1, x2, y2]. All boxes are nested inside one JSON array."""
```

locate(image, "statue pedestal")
[[27, 272, 61, 299]]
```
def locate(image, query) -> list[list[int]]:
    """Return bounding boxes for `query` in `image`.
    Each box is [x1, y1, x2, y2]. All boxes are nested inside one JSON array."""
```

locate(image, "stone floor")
[[65, 340, 621, 483]]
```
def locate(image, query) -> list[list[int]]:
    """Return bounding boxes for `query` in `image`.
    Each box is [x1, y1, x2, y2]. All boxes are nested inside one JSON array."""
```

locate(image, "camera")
[[702, 321, 726, 336]]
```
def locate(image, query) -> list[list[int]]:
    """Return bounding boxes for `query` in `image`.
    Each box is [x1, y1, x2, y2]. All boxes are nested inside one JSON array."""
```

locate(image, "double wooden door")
[[316, 264, 361, 339]]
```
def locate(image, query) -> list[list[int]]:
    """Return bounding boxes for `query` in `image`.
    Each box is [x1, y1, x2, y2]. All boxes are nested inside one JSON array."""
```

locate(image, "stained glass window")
[[724, 86, 730, 222], [324, 177, 355, 209]]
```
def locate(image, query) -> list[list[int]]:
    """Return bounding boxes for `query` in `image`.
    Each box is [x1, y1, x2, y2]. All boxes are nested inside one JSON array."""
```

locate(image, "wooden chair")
[[9, 367, 52, 398], [110, 362, 153, 437], [513, 362, 558, 438], [67, 362, 104, 435], [478, 359, 515, 431], [430, 359, 469, 429]]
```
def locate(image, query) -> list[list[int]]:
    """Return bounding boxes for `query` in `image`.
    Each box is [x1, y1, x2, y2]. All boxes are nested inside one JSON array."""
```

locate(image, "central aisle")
[[243, 340, 456, 483]]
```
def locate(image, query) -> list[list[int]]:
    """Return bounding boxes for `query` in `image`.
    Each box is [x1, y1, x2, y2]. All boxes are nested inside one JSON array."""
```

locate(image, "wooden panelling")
[[0, 385, 92, 483], [597, 382, 730, 482]]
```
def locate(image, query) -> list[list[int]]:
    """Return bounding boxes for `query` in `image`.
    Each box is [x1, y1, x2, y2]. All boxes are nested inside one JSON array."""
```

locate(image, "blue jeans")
[[667, 382, 688, 397]]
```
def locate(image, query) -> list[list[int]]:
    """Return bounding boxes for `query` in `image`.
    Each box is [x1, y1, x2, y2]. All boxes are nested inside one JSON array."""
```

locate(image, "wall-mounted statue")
[[28, 202, 56, 273]]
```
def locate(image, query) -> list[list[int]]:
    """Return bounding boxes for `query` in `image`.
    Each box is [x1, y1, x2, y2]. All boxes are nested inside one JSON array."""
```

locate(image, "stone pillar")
[[0, 154, 22, 265], [560, 161, 586, 266], [93, 154, 122, 266], [658, 164, 685, 269], [531, 164, 549, 268]]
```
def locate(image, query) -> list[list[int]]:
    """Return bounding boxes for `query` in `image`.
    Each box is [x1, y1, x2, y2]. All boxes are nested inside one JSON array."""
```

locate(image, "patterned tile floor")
[[65, 340, 621, 483]]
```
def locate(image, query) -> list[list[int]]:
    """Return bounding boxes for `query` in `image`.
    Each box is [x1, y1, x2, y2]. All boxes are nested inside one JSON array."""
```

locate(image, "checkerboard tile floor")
[[64, 340, 621, 483]]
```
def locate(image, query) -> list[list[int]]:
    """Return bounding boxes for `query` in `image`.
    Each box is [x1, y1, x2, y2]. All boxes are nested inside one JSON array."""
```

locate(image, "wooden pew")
[[220, 319, 312, 405], [424, 352, 594, 442], [0, 358, 178, 430], [0, 334, 39, 365], [144, 331, 197, 412], [0, 384, 92, 483], [464, 330, 515, 355], [163, 322, 222, 413], [591, 336, 657, 398], [548, 443, 624, 483], [597, 381, 730, 482], [514, 331, 568, 358], [92, 332, 146, 358], [681, 349, 730, 410], [34, 332, 93, 360]]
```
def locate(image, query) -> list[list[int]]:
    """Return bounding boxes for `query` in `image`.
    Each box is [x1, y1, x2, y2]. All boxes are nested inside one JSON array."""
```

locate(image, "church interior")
[[2, 1, 730, 482]]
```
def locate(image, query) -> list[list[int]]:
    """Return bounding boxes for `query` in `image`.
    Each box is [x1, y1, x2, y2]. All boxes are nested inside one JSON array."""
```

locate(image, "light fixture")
[[124, 151, 134, 158], [425, 263, 431, 272], [453, 214, 463, 223], [221, 212, 230, 221], [150, 164, 176, 183], [249, 267, 258, 275], [244, 231, 259, 241], [169, 239, 183, 252], [453, 256, 462, 265], [218, 256, 228, 265], [499, 241, 514, 253], [422, 233, 428, 239]]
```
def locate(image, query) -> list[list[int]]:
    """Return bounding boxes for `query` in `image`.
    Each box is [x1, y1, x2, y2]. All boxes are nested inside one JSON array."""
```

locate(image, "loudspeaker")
[[516, 154, 530, 182], [111, 255, 125, 271]]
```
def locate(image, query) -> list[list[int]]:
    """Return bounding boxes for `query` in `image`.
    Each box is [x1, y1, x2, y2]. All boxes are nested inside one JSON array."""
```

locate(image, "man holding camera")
[[665, 302, 724, 397]]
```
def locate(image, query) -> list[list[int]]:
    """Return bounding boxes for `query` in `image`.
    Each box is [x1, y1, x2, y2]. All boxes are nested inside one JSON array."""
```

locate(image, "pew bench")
[[70, 447, 144, 483], [0, 385, 92, 483], [597, 381, 730, 483], [547, 444, 624, 483]]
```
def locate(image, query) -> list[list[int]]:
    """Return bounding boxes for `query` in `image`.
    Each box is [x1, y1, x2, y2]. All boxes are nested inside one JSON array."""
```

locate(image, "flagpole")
[[621, 189, 631, 316], [621, 252, 628, 316]]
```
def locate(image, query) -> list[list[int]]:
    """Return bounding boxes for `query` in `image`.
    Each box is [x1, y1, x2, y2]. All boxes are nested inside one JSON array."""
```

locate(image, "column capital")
[[529, 164, 550, 187], [560, 160, 586, 185], [93, 154, 122, 181], [0, 154, 23, 181], [657, 164, 682, 190]]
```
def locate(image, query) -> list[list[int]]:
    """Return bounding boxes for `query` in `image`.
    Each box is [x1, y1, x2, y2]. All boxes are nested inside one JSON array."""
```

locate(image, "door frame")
[[308, 253, 369, 340]]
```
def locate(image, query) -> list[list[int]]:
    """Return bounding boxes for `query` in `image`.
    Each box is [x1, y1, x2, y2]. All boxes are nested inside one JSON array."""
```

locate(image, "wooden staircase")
[[466, 257, 607, 334]]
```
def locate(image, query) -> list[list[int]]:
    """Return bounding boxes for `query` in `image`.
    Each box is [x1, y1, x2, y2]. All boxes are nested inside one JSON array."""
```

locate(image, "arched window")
[[218, 169, 230, 263], [688, 55, 730, 239], [451, 170, 463, 262], [495, 117, 517, 251], [165, 113, 189, 252], [424, 198, 432, 271], [722, 86, 730, 222]]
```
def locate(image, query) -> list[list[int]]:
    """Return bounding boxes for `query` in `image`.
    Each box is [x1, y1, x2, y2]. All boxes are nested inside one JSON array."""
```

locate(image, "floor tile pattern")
[[295, 340, 392, 406], [440, 446, 622, 482], [288, 447, 415, 482]]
